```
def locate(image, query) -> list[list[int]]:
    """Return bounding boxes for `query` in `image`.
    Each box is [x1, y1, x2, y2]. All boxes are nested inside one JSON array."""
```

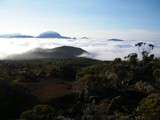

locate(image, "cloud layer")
[[0, 38, 159, 60]]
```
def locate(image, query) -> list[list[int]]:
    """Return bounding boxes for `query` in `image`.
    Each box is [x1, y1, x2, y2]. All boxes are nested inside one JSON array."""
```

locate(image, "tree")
[[135, 42, 154, 61], [124, 53, 138, 64]]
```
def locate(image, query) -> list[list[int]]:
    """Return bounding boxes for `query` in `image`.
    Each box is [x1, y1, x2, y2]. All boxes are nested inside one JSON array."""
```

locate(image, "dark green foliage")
[[153, 68, 160, 84], [0, 58, 99, 82], [0, 44, 159, 120], [125, 53, 138, 65], [20, 105, 56, 120], [0, 80, 37, 120], [136, 93, 160, 120]]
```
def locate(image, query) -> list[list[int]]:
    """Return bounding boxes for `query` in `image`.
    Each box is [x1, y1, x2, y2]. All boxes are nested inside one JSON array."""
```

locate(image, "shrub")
[[136, 93, 160, 120], [20, 105, 56, 120]]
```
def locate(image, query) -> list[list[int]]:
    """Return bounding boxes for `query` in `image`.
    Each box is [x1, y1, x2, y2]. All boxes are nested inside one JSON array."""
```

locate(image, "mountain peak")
[[0, 31, 72, 39], [37, 31, 71, 39]]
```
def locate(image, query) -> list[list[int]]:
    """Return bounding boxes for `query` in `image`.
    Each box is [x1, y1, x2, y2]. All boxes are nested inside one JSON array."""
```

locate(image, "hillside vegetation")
[[0, 42, 160, 120]]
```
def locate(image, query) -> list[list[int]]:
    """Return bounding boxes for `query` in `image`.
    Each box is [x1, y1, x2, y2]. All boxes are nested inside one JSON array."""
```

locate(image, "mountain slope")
[[7, 46, 88, 60]]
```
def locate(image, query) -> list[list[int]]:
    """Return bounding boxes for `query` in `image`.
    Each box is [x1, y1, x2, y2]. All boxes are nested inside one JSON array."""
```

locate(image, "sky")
[[0, 0, 160, 40]]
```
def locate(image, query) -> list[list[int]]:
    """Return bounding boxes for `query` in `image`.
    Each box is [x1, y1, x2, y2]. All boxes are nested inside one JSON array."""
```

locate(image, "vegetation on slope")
[[0, 42, 160, 120]]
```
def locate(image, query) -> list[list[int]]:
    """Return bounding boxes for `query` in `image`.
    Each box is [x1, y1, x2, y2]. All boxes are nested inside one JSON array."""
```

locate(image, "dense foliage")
[[0, 43, 160, 120]]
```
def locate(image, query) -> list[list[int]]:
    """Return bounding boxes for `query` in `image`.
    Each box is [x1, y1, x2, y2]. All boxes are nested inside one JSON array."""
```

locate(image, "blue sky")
[[0, 0, 160, 39]]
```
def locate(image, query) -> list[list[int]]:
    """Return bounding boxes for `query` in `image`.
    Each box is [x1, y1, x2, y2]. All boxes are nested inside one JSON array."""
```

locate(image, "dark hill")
[[7, 46, 88, 60]]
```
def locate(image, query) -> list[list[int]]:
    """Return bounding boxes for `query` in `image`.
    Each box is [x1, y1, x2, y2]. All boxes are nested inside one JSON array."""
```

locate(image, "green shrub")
[[20, 105, 56, 120], [136, 93, 160, 120]]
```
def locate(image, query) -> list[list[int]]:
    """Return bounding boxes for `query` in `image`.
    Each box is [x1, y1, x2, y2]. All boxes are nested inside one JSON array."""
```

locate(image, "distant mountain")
[[36, 31, 71, 39], [0, 34, 34, 38], [0, 31, 73, 39], [108, 39, 124, 41], [7, 46, 89, 60], [81, 37, 89, 39]]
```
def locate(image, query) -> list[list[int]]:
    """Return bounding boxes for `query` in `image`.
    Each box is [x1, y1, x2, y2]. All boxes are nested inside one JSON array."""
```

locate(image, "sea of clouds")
[[0, 38, 159, 60]]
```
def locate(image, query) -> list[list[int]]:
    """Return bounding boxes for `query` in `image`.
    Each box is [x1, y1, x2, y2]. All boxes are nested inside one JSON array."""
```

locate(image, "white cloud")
[[0, 36, 159, 60]]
